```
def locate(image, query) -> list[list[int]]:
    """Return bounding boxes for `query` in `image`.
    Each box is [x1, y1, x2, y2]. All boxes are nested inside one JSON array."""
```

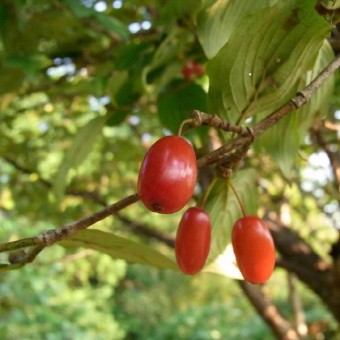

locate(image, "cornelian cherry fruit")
[[175, 207, 211, 275], [232, 216, 275, 284], [181, 61, 204, 80], [137, 135, 197, 214]]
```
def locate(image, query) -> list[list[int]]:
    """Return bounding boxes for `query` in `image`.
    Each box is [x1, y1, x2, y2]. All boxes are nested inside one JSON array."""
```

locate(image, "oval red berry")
[[175, 207, 211, 275], [137, 136, 197, 214], [232, 216, 275, 284]]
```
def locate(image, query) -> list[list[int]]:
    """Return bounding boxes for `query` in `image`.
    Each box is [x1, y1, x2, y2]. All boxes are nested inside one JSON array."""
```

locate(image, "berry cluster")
[[137, 134, 275, 283], [181, 61, 204, 80]]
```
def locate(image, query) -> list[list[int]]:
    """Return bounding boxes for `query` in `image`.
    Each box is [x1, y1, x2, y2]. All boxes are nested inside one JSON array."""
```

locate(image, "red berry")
[[137, 136, 197, 214], [232, 216, 275, 284], [175, 207, 211, 275], [181, 63, 195, 80], [181, 61, 204, 80], [193, 63, 204, 77]]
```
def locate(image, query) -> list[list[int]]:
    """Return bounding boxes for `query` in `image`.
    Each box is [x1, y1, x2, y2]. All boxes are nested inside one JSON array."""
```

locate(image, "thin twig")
[[0, 237, 39, 253], [0, 194, 139, 271], [189, 110, 250, 135], [36, 193, 139, 246]]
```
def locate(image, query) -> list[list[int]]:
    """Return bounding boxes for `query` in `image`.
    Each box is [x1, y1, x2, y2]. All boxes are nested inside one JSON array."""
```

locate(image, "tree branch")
[[0, 194, 139, 270], [238, 281, 299, 339], [267, 214, 340, 322], [310, 122, 340, 194], [36, 194, 139, 246]]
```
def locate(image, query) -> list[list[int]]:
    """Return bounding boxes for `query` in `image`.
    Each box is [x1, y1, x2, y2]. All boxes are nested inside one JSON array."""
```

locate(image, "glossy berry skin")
[[232, 216, 275, 284], [137, 136, 197, 214], [175, 207, 211, 275]]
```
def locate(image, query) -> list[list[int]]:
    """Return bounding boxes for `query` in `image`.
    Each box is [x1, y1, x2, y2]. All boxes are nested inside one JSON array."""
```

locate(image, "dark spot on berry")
[[152, 203, 163, 212]]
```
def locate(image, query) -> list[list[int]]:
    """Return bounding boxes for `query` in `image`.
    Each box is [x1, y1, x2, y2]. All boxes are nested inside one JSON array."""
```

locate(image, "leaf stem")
[[178, 118, 194, 136], [228, 181, 247, 217], [199, 177, 217, 209]]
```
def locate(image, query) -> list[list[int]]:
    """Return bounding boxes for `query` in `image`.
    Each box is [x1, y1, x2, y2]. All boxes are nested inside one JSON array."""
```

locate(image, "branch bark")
[[238, 281, 299, 340], [267, 214, 340, 323]]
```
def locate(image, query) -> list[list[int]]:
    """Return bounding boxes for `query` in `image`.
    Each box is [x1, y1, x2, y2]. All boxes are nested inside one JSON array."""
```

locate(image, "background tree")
[[0, 0, 339, 338]]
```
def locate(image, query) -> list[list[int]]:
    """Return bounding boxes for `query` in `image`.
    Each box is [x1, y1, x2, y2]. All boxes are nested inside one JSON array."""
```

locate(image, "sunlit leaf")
[[204, 244, 243, 280], [94, 13, 129, 40], [59, 229, 178, 270], [197, 0, 275, 59], [206, 0, 331, 123], [52, 116, 106, 201], [296, 40, 335, 131], [205, 169, 258, 263], [63, 0, 93, 18], [258, 40, 335, 177]]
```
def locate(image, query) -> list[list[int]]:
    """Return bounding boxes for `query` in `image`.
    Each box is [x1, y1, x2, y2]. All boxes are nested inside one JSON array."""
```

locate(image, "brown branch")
[[36, 194, 139, 246], [238, 281, 299, 339], [310, 123, 340, 194], [0, 194, 139, 270], [267, 214, 340, 323], [287, 273, 308, 338]]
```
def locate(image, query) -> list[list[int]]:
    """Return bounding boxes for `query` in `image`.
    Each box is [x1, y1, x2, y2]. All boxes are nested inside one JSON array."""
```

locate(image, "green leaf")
[[205, 169, 258, 263], [157, 81, 207, 133], [258, 41, 335, 177], [64, 0, 129, 39], [197, 0, 274, 59], [94, 13, 129, 40], [115, 42, 152, 71], [0, 4, 9, 29], [296, 40, 335, 131], [206, 0, 331, 123], [107, 71, 129, 100], [162, 0, 202, 22], [142, 29, 192, 88], [63, 0, 93, 18], [59, 229, 178, 270], [5, 54, 52, 79], [52, 116, 106, 201], [259, 113, 300, 178], [106, 110, 130, 126]]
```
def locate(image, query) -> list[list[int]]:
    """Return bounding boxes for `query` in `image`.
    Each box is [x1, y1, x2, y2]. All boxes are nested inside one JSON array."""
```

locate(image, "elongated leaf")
[[197, 0, 275, 59], [258, 41, 335, 177], [295, 40, 335, 131], [206, 0, 331, 123], [59, 229, 178, 270], [95, 13, 129, 40], [205, 169, 258, 263], [53, 116, 106, 200]]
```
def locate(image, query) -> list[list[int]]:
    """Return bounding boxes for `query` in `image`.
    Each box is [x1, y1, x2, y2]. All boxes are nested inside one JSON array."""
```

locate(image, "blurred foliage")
[[0, 0, 339, 339]]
